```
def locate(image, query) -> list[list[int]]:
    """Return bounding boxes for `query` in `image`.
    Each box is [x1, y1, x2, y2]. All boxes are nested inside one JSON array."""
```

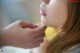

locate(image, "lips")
[[40, 8, 47, 16]]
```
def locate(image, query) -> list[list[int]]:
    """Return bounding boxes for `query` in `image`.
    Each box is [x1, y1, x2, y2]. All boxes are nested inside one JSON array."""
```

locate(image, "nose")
[[42, 0, 49, 4], [40, 2, 47, 9]]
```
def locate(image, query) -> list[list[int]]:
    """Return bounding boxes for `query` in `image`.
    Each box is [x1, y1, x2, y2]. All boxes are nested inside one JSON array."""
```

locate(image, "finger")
[[33, 36, 44, 44], [40, 40, 48, 49], [43, 38, 48, 44], [31, 34, 45, 46], [34, 32, 45, 39], [24, 25, 46, 35], [31, 40, 43, 48], [18, 20, 37, 28], [40, 38, 48, 46], [31, 25, 46, 33], [35, 25, 46, 31]]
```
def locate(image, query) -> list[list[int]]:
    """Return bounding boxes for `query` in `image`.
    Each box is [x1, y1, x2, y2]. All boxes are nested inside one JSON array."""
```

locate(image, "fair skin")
[[40, 0, 68, 28], [40, 0, 68, 51], [1, 20, 46, 48], [1, 0, 67, 49]]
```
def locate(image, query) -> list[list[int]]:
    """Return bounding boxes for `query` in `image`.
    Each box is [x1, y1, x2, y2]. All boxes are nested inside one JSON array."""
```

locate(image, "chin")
[[41, 16, 47, 26]]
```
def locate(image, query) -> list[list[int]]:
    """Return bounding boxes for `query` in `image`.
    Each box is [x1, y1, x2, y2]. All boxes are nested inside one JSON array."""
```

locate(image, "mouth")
[[40, 8, 47, 17]]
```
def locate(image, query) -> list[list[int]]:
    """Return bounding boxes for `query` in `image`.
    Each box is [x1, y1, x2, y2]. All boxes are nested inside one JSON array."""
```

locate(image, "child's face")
[[40, 0, 68, 28]]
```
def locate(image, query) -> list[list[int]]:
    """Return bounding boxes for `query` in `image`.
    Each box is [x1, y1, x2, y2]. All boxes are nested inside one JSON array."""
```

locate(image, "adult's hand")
[[1, 20, 46, 49]]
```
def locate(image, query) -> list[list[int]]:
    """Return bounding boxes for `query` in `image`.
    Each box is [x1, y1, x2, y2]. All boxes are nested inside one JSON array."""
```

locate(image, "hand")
[[40, 38, 48, 53], [1, 20, 46, 49]]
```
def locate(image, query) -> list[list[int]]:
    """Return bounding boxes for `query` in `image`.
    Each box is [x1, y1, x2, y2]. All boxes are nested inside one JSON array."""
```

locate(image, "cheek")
[[46, 2, 68, 28]]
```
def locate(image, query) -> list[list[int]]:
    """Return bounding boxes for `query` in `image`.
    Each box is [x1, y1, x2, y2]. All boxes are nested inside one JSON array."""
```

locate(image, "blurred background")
[[1, 0, 41, 28], [0, 0, 42, 53]]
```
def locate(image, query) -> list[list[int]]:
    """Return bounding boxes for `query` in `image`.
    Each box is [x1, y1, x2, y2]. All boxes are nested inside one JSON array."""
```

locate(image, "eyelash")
[[42, 0, 50, 4]]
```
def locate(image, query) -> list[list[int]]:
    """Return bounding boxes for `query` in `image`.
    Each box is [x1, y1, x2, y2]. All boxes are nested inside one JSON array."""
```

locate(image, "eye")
[[42, 0, 50, 4]]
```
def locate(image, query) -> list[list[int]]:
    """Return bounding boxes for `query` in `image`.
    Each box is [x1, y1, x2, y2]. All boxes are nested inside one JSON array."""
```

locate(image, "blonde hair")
[[46, 2, 80, 53]]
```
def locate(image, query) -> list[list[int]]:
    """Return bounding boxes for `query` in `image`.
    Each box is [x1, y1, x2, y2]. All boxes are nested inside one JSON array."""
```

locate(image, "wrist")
[[0, 29, 5, 46], [0, 29, 10, 46]]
